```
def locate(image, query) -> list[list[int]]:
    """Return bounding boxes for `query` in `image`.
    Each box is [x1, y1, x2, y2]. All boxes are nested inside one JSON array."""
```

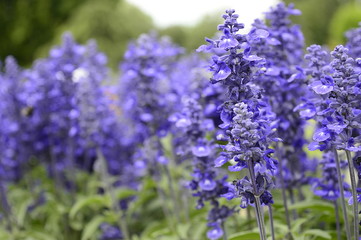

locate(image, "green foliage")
[[228, 231, 260, 240], [36, 0, 155, 69], [160, 12, 222, 52], [328, 2, 361, 47], [0, 0, 155, 69], [0, 0, 88, 66], [283, 0, 343, 46], [0, 160, 348, 240]]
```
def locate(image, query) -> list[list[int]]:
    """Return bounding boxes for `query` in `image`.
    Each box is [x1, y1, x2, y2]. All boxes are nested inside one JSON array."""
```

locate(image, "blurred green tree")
[[0, 0, 88, 66], [160, 12, 221, 53], [36, 0, 155, 69], [283, 0, 343, 46], [328, 2, 361, 47]]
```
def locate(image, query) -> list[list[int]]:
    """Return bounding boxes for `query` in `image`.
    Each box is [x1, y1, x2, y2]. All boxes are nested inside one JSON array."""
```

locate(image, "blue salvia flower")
[[25, 33, 86, 177], [198, 10, 279, 237], [169, 55, 225, 161], [302, 45, 361, 151], [0, 57, 30, 229], [350, 153, 361, 206], [218, 103, 278, 207], [119, 33, 183, 173], [250, 3, 316, 191], [0, 56, 30, 182], [312, 151, 351, 201], [296, 44, 332, 150], [171, 54, 225, 120], [119, 33, 183, 142], [345, 22, 361, 59], [99, 223, 122, 240], [174, 97, 233, 240], [24, 33, 111, 181], [301, 44, 361, 239]]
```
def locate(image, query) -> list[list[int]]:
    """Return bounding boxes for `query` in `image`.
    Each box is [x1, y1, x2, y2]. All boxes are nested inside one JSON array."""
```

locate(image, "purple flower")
[[312, 151, 351, 201], [173, 97, 232, 239], [0, 56, 30, 182], [99, 223, 123, 240], [200, 9, 279, 217], [313, 127, 331, 142], [345, 22, 361, 59]]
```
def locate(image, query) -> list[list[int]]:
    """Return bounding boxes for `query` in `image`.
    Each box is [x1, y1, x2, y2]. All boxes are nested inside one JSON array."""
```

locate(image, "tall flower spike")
[[24, 33, 111, 185], [312, 151, 351, 201], [199, 9, 279, 240], [345, 22, 361, 59], [0, 56, 30, 182], [119, 33, 183, 142], [302, 44, 361, 240], [174, 97, 233, 240], [250, 6, 316, 228], [0, 56, 30, 231]]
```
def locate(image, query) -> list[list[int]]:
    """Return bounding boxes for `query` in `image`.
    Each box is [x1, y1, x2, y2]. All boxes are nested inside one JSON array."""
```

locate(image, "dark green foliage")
[[39, 0, 155, 69], [328, 2, 361, 47], [160, 12, 221, 52], [0, 0, 155, 68], [0, 164, 349, 240], [283, 0, 343, 46], [0, 0, 88, 66]]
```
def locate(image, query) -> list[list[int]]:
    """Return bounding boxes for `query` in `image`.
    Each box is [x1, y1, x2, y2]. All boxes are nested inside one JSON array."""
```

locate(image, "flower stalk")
[[345, 150, 360, 240], [334, 148, 351, 240]]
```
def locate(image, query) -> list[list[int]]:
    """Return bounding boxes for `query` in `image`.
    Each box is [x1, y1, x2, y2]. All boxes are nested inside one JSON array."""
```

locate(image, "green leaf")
[[28, 231, 57, 240], [303, 229, 331, 239], [16, 198, 33, 227], [229, 231, 260, 240], [115, 188, 137, 200], [81, 215, 106, 240], [142, 222, 169, 238], [69, 195, 110, 219], [288, 200, 334, 213], [291, 218, 309, 232]]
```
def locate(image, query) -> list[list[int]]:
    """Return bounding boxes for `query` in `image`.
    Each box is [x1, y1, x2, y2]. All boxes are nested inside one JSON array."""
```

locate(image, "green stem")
[[97, 149, 131, 240], [254, 196, 267, 240], [279, 159, 292, 235], [288, 189, 298, 220], [248, 163, 267, 240], [221, 221, 227, 240], [333, 148, 351, 240], [163, 164, 181, 222], [268, 205, 275, 240], [345, 150, 360, 240], [0, 182, 12, 233], [246, 206, 252, 230], [334, 200, 341, 240]]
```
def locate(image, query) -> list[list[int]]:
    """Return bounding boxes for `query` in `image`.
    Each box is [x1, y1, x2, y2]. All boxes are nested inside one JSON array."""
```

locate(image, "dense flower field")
[[1, 3, 361, 240]]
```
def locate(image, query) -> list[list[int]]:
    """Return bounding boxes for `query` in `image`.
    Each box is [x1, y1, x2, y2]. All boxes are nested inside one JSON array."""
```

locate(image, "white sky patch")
[[127, 0, 280, 28]]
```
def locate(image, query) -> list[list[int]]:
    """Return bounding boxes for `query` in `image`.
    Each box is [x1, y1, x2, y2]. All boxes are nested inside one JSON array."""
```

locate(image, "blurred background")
[[1, 0, 361, 69]]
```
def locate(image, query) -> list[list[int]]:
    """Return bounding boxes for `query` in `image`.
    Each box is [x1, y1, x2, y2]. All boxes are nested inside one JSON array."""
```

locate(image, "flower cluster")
[[198, 11, 280, 240], [119, 33, 183, 141], [312, 151, 351, 201], [4, 3, 361, 240], [346, 22, 361, 59], [173, 97, 232, 240], [300, 45, 361, 152], [0, 57, 30, 182], [249, 3, 317, 192]]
